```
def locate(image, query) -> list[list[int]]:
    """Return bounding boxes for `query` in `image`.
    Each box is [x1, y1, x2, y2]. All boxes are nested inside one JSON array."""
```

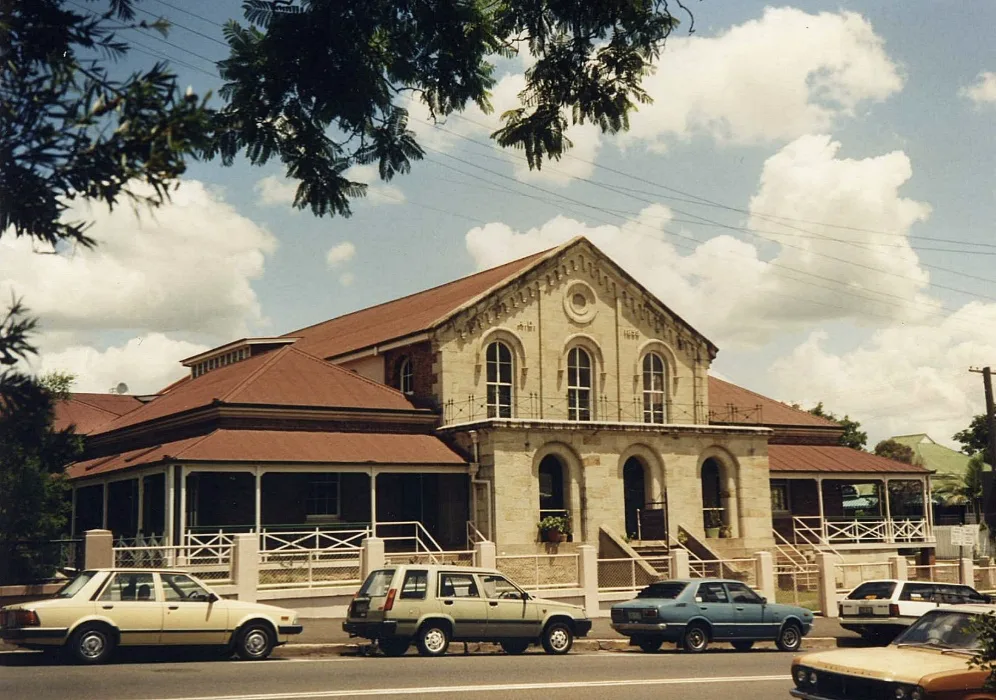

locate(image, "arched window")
[[539, 455, 566, 518], [399, 357, 413, 395], [567, 347, 592, 421], [486, 341, 513, 418], [642, 352, 667, 424]]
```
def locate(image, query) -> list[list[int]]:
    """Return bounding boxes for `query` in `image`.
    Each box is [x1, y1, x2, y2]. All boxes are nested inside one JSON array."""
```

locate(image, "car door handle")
[[443, 600, 454, 606], [101, 605, 113, 610], [736, 607, 745, 611], [168, 605, 179, 610], [489, 601, 499, 607]]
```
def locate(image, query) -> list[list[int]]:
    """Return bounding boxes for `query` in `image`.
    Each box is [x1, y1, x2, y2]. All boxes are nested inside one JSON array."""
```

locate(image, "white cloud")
[[0, 179, 276, 340], [34, 333, 207, 395], [345, 164, 406, 205], [768, 304, 996, 448], [466, 134, 934, 346], [339, 272, 355, 287], [254, 175, 298, 207], [961, 71, 996, 106], [622, 7, 903, 150], [326, 241, 356, 268]]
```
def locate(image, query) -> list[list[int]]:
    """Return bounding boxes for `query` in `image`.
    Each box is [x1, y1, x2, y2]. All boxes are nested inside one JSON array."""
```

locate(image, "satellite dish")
[[115, 382, 129, 395]]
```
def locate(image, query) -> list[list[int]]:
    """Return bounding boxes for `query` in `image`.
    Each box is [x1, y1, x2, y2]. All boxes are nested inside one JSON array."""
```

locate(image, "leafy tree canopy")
[[955, 414, 992, 465], [213, 0, 692, 218], [873, 438, 915, 465], [807, 402, 868, 451]]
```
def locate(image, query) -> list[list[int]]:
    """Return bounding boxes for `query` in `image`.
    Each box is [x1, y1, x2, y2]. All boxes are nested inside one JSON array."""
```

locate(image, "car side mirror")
[[208, 592, 219, 603], [760, 597, 767, 605], [521, 592, 530, 601]]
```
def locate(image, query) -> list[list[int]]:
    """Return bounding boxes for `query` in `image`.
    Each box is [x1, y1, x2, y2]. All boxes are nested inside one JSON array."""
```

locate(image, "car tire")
[[415, 622, 450, 657], [776, 623, 802, 652], [541, 621, 574, 655], [682, 623, 709, 653], [378, 638, 410, 657], [235, 622, 275, 661], [500, 639, 530, 655], [635, 637, 663, 653], [69, 623, 116, 665], [731, 640, 754, 652]]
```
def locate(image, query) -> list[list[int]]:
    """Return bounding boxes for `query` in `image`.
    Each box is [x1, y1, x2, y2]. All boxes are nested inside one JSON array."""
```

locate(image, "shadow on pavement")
[[0, 647, 294, 667]]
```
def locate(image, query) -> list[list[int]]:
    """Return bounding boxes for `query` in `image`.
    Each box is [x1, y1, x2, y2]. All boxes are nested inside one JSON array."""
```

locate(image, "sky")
[[7, 1, 996, 450]]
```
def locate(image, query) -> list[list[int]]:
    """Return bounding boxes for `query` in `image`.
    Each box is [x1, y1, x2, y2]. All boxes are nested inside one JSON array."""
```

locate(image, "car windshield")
[[358, 569, 395, 597], [847, 581, 896, 600], [894, 611, 981, 650], [637, 582, 687, 599], [53, 571, 98, 599]]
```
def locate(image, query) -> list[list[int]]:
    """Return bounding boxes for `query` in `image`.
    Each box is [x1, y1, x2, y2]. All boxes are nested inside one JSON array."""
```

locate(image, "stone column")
[[577, 544, 599, 617], [961, 557, 975, 587], [816, 551, 838, 618], [670, 548, 690, 579], [474, 540, 497, 570], [360, 537, 386, 580], [84, 529, 114, 569], [889, 553, 908, 580], [233, 533, 259, 603], [755, 551, 776, 603]]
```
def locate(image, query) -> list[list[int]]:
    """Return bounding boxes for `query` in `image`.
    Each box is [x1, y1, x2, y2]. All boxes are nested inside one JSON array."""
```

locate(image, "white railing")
[[258, 549, 362, 589], [466, 521, 488, 546], [496, 553, 580, 591], [597, 556, 669, 593], [375, 521, 445, 560], [113, 544, 235, 583], [385, 550, 476, 567], [792, 516, 931, 547], [689, 558, 758, 587], [259, 528, 370, 558]]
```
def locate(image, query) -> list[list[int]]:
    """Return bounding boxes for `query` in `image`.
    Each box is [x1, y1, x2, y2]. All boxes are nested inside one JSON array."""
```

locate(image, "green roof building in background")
[[891, 434, 975, 484]]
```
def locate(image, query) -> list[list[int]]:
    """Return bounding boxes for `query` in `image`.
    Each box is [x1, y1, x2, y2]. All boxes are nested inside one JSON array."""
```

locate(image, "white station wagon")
[[0, 569, 303, 663]]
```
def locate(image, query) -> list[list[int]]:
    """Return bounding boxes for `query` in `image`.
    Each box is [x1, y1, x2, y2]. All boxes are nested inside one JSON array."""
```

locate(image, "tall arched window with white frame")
[[642, 352, 667, 424], [486, 341, 513, 418], [399, 357, 413, 395], [567, 347, 592, 421]]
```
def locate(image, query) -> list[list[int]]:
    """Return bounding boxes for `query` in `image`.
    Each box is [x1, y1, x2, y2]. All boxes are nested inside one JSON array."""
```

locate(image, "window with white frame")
[[486, 341, 513, 418], [567, 347, 592, 421], [642, 352, 667, 424], [399, 358, 413, 395], [305, 473, 341, 518]]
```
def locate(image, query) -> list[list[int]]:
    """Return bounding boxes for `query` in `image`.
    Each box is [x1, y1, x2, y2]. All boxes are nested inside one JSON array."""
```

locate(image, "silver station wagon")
[[344, 564, 593, 656]]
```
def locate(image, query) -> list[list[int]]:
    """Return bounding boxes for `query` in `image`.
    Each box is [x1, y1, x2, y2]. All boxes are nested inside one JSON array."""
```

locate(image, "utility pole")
[[969, 366, 996, 468]]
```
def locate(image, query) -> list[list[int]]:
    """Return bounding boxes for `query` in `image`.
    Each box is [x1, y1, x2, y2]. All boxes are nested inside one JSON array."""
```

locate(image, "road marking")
[[137, 674, 788, 700]]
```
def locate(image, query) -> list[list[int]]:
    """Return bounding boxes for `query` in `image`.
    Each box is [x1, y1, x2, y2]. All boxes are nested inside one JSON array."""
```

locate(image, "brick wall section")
[[383, 342, 435, 406]]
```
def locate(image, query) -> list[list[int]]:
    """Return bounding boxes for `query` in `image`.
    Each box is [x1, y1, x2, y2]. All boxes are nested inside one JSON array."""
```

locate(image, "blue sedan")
[[610, 578, 814, 653]]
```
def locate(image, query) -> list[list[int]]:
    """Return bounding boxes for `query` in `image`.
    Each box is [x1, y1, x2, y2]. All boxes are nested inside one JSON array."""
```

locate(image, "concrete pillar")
[[816, 551, 838, 618], [475, 540, 497, 570], [961, 557, 975, 587], [360, 537, 386, 580], [577, 544, 599, 617], [755, 551, 776, 603], [889, 553, 908, 580], [370, 471, 378, 534], [233, 533, 259, 603], [84, 529, 114, 569], [670, 548, 690, 579]]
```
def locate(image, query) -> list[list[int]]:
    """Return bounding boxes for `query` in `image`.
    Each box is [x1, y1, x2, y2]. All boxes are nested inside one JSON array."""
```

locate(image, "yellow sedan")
[[0, 568, 302, 663]]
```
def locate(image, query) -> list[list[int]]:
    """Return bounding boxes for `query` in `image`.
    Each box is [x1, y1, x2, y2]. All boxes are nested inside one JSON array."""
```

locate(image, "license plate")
[[859, 606, 873, 615], [627, 611, 641, 621]]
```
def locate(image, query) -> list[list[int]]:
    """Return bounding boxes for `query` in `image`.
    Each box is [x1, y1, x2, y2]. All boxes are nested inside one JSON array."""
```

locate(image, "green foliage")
[[1, 0, 216, 249], [955, 415, 992, 465], [969, 612, 996, 689], [213, 0, 691, 218], [538, 514, 572, 536], [873, 439, 915, 465], [934, 453, 987, 521], [807, 402, 868, 451]]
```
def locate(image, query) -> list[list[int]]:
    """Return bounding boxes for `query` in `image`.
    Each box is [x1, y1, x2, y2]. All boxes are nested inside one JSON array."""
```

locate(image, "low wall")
[[0, 583, 62, 608], [934, 525, 991, 559]]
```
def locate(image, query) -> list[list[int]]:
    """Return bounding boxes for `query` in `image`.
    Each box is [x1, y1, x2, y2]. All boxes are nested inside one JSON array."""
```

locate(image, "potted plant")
[[719, 525, 733, 539], [704, 510, 723, 538], [538, 514, 571, 543]]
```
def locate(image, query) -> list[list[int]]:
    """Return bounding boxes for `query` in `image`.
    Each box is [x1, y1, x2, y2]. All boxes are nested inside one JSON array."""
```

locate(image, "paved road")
[[0, 647, 798, 700]]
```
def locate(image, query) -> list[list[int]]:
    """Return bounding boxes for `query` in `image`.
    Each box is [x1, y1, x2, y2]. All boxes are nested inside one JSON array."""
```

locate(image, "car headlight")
[[809, 671, 818, 686], [793, 666, 809, 688], [911, 686, 927, 700], [894, 685, 926, 700]]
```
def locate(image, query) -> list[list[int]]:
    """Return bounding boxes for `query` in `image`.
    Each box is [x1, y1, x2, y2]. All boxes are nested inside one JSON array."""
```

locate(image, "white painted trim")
[[327, 332, 431, 363]]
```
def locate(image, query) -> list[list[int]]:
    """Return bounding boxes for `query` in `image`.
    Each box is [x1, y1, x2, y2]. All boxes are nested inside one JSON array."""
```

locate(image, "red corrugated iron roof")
[[708, 376, 839, 428], [284, 249, 550, 359], [66, 430, 467, 479], [95, 346, 418, 435], [768, 444, 930, 474], [54, 393, 144, 434]]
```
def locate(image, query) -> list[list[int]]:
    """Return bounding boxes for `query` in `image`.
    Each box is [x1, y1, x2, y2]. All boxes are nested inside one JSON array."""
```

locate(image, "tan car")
[[790, 605, 996, 699], [0, 568, 302, 664], [343, 564, 593, 656]]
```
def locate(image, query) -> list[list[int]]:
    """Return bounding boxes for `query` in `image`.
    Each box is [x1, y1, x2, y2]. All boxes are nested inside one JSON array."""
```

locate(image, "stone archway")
[[701, 458, 723, 531], [622, 457, 646, 539]]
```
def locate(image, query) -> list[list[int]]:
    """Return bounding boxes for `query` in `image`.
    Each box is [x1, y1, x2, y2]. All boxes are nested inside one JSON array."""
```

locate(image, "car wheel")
[[682, 623, 709, 653], [776, 623, 802, 652], [500, 639, 530, 655], [541, 621, 574, 655], [636, 637, 663, 653], [416, 622, 450, 657], [378, 638, 410, 657], [731, 640, 754, 652], [235, 623, 275, 661], [69, 623, 116, 665]]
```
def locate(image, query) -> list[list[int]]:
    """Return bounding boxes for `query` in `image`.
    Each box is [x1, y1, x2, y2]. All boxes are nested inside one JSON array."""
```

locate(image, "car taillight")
[[889, 604, 900, 617], [383, 588, 397, 612], [644, 608, 658, 618], [10, 610, 40, 627]]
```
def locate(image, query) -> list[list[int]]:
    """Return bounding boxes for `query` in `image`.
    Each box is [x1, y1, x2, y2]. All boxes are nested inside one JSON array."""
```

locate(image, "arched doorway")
[[623, 458, 646, 539], [701, 458, 723, 531], [538, 455, 566, 519]]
